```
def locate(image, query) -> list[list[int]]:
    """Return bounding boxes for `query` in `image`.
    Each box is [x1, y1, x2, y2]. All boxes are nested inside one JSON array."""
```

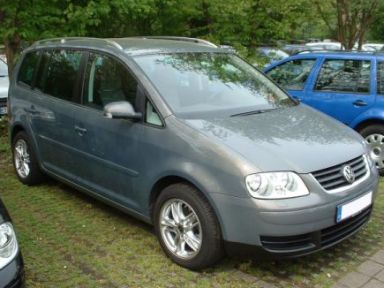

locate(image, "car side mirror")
[[103, 101, 142, 120]]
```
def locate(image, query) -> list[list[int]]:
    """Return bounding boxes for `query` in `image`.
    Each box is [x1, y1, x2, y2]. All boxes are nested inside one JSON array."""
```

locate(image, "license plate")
[[0, 106, 7, 115], [336, 192, 372, 223]]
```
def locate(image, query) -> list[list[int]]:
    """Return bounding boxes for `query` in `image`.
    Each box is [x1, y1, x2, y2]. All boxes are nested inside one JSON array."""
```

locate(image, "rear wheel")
[[154, 183, 223, 270], [359, 124, 384, 175], [12, 131, 45, 185]]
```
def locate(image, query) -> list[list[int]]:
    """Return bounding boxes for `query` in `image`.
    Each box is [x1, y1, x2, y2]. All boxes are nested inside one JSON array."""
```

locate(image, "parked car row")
[[4, 37, 378, 274]]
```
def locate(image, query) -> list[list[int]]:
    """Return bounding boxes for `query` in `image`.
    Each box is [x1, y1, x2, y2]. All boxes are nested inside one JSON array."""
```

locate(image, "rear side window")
[[267, 59, 316, 90], [315, 59, 371, 94], [377, 61, 384, 94], [18, 51, 40, 86], [36, 49, 82, 101], [83, 53, 138, 109]]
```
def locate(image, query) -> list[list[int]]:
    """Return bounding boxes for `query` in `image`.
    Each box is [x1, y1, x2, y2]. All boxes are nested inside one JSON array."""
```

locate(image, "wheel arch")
[[354, 118, 384, 132], [10, 123, 27, 141], [148, 175, 223, 231]]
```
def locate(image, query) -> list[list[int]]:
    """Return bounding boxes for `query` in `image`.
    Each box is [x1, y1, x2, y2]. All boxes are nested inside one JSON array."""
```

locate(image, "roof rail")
[[293, 49, 380, 56], [141, 36, 218, 48], [32, 37, 123, 50]]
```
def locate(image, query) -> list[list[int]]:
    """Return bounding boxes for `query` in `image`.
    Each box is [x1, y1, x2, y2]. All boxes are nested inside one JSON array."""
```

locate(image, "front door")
[[71, 52, 143, 210], [266, 58, 317, 102], [307, 58, 375, 125]]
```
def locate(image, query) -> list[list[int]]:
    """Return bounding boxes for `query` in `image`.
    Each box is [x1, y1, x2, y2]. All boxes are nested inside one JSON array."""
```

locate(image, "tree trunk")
[[4, 34, 21, 78]]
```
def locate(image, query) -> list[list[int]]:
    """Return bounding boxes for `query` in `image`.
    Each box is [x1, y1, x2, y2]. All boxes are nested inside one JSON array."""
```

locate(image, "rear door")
[[265, 57, 318, 101], [307, 57, 375, 125], [26, 49, 85, 180]]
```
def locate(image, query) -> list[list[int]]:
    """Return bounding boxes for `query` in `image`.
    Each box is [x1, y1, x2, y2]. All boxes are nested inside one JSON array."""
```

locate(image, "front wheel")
[[359, 124, 384, 175], [154, 183, 223, 270]]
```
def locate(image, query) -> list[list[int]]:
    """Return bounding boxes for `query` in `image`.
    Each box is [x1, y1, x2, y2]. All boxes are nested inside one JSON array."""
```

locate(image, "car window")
[[36, 49, 82, 101], [377, 61, 384, 94], [17, 51, 39, 86], [315, 59, 371, 94], [83, 53, 138, 110], [267, 59, 316, 90], [145, 101, 162, 126]]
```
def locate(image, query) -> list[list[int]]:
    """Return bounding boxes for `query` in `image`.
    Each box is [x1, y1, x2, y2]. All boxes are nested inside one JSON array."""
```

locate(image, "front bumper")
[[0, 253, 25, 288], [210, 169, 379, 258], [225, 205, 372, 258]]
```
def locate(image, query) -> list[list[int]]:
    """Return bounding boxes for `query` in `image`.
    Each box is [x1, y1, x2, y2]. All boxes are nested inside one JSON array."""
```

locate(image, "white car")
[[0, 59, 9, 116], [362, 43, 384, 51], [305, 41, 342, 51]]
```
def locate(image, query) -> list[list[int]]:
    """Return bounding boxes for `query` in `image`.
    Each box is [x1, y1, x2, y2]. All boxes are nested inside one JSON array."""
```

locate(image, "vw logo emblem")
[[342, 165, 355, 184]]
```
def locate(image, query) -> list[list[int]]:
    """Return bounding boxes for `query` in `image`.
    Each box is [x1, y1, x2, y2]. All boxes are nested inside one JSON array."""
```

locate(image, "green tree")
[[0, 0, 110, 75], [315, 0, 380, 49]]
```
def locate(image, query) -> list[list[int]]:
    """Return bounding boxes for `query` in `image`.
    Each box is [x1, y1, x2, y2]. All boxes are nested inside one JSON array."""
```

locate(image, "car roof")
[[289, 50, 384, 59], [29, 37, 226, 56], [263, 50, 384, 71]]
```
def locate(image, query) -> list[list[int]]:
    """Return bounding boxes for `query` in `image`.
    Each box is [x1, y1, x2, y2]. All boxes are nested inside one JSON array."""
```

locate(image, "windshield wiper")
[[230, 108, 276, 117]]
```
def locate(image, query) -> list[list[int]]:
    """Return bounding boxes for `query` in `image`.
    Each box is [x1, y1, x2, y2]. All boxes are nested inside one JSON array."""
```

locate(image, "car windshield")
[[0, 60, 7, 77], [134, 53, 295, 117]]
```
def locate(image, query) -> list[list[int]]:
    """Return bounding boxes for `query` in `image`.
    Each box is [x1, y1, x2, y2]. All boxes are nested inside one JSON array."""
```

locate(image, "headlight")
[[245, 172, 309, 199], [0, 222, 18, 269]]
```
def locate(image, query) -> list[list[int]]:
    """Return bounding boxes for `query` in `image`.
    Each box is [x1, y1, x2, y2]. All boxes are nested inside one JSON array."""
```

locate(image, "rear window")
[[315, 59, 371, 94], [35, 49, 82, 102], [18, 52, 40, 86]]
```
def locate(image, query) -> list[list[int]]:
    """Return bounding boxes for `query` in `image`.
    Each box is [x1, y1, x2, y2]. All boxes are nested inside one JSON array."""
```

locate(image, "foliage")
[[315, 0, 380, 49], [0, 0, 383, 74]]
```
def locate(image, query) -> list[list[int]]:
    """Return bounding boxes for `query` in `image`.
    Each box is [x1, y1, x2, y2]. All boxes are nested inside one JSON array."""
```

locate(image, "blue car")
[[264, 51, 384, 174]]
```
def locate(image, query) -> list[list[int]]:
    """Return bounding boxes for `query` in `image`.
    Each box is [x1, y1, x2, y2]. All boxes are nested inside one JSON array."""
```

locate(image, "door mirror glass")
[[104, 101, 142, 120]]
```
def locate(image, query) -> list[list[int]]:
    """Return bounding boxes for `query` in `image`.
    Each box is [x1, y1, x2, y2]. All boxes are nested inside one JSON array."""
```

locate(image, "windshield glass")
[[134, 53, 295, 117], [0, 60, 7, 77]]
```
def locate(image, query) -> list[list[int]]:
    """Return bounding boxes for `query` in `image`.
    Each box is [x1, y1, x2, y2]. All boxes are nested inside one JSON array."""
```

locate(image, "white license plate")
[[0, 106, 7, 115], [336, 192, 372, 223]]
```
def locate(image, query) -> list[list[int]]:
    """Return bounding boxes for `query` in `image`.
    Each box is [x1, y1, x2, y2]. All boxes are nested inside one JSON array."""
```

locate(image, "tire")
[[154, 183, 223, 270], [12, 131, 45, 185], [359, 124, 384, 176]]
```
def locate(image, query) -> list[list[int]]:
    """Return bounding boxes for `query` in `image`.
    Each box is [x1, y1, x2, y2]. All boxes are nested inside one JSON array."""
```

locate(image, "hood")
[[0, 76, 9, 99], [182, 105, 365, 173]]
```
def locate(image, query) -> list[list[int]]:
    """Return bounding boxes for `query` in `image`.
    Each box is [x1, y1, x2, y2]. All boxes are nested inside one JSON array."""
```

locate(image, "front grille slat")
[[321, 208, 371, 246], [312, 155, 367, 191], [260, 206, 371, 254]]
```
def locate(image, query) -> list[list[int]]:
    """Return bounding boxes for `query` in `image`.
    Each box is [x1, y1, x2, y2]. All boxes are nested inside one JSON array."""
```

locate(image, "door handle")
[[74, 125, 87, 136], [353, 100, 367, 107]]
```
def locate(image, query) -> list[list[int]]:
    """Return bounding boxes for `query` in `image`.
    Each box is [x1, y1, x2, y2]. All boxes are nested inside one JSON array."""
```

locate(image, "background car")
[[0, 196, 24, 288], [0, 59, 9, 117], [255, 47, 289, 67], [264, 51, 384, 174], [305, 41, 342, 51]]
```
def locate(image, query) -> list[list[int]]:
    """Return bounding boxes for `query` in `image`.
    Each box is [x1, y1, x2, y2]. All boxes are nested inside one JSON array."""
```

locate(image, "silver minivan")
[[8, 37, 379, 269]]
